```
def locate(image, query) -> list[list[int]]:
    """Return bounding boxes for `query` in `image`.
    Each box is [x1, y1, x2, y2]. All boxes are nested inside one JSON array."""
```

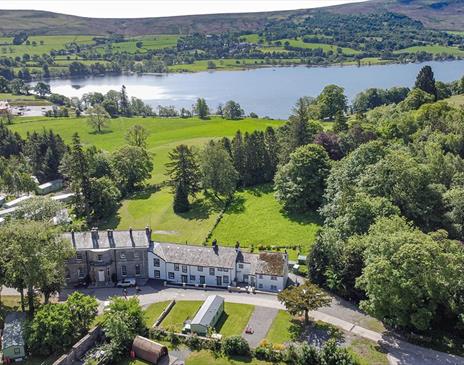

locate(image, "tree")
[[33, 82, 51, 97], [111, 145, 153, 194], [135, 41, 143, 49], [119, 85, 132, 117], [0, 220, 74, 316], [87, 104, 111, 133], [222, 336, 250, 357], [60, 133, 92, 219], [275, 144, 331, 212], [200, 141, 238, 200], [14, 196, 64, 222], [0, 108, 14, 125], [125, 124, 149, 148], [278, 281, 331, 324], [398, 88, 435, 111], [315, 84, 347, 120], [89, 176, 121, 219], [222, 100, 244, 120], [333, 110, 348, 133], [415, 65, 437, 99], [193, 98, 210, 119], [66, 291, 98, 336], [0, 156, 36, 195], [165, 144, 201, 213]]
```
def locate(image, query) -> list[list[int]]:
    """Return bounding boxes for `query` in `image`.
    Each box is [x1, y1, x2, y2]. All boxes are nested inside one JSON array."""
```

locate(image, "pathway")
[[242, 306, 278, 348]]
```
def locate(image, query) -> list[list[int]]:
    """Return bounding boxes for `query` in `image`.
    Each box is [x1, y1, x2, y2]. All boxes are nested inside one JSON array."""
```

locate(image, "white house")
[[148, 241, 288, 292]]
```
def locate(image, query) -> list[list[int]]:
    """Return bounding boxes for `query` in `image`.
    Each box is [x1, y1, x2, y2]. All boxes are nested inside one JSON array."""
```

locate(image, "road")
[[4, 283, 464, 365]]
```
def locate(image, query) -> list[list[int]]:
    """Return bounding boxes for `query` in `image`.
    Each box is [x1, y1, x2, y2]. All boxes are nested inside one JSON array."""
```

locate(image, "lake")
[[45, 60, 464, 119]]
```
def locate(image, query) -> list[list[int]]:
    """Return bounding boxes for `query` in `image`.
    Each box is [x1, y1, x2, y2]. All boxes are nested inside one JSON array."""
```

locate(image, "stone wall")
[[53, 326, 102, 365]]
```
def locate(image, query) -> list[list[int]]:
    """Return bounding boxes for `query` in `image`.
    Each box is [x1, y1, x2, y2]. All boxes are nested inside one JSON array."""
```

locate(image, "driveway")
[[242, 307, 278, 348]]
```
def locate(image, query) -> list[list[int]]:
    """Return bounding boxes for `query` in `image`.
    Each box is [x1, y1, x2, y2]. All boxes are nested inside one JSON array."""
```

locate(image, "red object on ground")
[[130, 350, 136, 359]]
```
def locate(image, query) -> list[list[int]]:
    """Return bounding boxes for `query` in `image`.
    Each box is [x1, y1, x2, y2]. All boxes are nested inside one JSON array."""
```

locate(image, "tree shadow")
[[177, 193, 224, 221], [280, 208, 323, 226], [88, 129, 113, 135], [126, 185, 161, 200], [224, 195, 246, 215], [242, 183, 274, 197]]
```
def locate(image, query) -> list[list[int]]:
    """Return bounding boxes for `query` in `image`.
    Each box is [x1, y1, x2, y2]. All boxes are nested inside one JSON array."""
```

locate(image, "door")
[[98, 270, 105, 282], [216, 276, 222, 286], [200, 276, 205, 284], [181, 275, 188, 283]]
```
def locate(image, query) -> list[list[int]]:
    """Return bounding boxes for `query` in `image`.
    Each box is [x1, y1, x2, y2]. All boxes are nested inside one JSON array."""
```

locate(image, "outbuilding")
[[1, 312, 27, 362], [190, 295, 224, 336], [131, 336, 168, 364], [37, 179, 63, 195]]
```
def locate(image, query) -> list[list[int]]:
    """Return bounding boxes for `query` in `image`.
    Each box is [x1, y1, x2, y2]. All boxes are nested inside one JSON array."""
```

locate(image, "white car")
[[116, 278, 136, 288]]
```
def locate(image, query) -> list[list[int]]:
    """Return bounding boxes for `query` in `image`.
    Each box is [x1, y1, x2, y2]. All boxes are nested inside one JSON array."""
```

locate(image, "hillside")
[[2, 0, 464, 36]]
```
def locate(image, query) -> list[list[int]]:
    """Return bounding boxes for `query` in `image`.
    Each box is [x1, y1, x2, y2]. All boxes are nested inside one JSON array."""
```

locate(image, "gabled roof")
[[2, 312, 26, 349], [63, 230, 150, 250], [255, 252, 287, 276], [153, 242, 237, 268], [191, 295, 224, 327]]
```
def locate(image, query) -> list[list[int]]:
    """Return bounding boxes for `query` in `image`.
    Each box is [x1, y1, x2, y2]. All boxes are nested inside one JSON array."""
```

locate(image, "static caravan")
[[1, 312, 27, 362], [190, 295, 224, 336]]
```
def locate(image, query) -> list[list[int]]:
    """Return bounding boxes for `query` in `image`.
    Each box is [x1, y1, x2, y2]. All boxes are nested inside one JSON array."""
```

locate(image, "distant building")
[[1, 312, 27, 362], [37, 179, 63, 195], [4, 195, 33, 208], [0, 101, 10, 113], [190, 295, 224, 336]]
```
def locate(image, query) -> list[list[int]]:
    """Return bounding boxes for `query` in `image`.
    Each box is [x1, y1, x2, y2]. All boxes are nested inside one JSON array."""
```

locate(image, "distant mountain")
[[1, 0, 464, 36]]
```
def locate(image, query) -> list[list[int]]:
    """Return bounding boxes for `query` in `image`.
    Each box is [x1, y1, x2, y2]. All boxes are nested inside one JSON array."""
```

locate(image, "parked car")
[[116, 278, 136, 287]]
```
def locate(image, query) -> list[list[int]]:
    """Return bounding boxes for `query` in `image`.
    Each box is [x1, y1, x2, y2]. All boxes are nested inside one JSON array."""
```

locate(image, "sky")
[[0, 0, 366, 18]]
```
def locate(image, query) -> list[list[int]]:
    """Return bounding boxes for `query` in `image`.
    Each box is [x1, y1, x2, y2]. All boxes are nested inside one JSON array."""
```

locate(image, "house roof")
[[191, 295, 224, 327], [153, 242, 237, 268], [255, 252, 287, 276], [63, 229, 150, 250], [2, 312, 26, 349]]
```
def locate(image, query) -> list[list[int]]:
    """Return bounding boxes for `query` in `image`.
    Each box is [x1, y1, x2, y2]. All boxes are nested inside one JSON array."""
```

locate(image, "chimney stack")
[[71, 229, 76, 249], [91, 227, 99, 249], [145, 225, 152, 242], [107, 229, 114, 248]]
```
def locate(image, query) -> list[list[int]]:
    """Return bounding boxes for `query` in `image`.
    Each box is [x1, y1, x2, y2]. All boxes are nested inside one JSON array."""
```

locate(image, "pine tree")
[[231, 131, 246, 187], [264, 127, 279, 181], [415, 65, 437, 99], [333, 110, 348, 133], [119, 85, 132, 117], [165, 144, 201, 212]]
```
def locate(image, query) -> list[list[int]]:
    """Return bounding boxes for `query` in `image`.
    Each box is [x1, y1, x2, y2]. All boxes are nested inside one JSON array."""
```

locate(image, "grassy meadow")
[[8, 114, 323, 249], [394, 44, 464, 56]]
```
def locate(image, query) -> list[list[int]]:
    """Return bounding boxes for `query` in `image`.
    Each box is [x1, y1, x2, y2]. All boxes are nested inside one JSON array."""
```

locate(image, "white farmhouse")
[[148, 241, 288, 292]]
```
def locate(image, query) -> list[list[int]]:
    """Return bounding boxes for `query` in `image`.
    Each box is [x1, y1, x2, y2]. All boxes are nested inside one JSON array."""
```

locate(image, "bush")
[[222, 335, 250, 357], [185, 334, 202, 350]]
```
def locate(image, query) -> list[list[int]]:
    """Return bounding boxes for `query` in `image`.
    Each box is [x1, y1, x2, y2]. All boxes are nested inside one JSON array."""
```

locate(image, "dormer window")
[[120, 252, 126, 259]]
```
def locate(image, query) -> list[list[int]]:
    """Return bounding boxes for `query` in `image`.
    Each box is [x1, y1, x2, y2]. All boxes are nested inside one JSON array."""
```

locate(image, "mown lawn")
[[0, 93, 52, 106], [210, 185, 321, 251], [144, 301, 170, 327], [265, 310, 300, 345], [186, 351, 273, 365], [160, 300, 203, 332], [216, 303, 254, 337]]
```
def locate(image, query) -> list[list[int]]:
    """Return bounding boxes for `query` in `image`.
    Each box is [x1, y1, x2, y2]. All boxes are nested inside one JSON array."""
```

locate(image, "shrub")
[[222, 335, 250, 357], [185, 334, 202, 350]]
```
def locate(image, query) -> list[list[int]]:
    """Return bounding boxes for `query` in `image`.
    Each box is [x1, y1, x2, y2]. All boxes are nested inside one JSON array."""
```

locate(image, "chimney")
[[212, 239, 218, 253], [129, 227, 135, 248], [235, 241, 240, 249], [91, 227, 99, 249], [145, 225, 152, 242], [71, 229, 76, 249], [107, 229, 114, 248]]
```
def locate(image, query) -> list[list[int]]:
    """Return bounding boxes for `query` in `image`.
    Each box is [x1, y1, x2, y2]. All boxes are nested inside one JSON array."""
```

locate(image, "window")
[[135, 264, 141, 276], [238, 264, 243, 269], [223, 268, 228, 273], [168, 272, 175, 280], [154, 270, 160, 279], [77, 267, 84, 279], [14, 348, 20, 355], [121, 265, 127, 276], [182, 265, 187, 273], [76, 253, 83, 261], [174, 263, 179, 271], [223, 276, 229, 284], [65, 269, 70, 280], [153, 258, 160, 267], [134, 252, 140, 259], [258, 283, 263, 289], [200, 276, 205, 284], [97, 254, 103, 262], [243, 274, 249, 282], [190, 275, 196, 281], [259, 274, 263, 279], [271, 276, 277, 281], [218, 268, 223, 272], [271, 285, 277, 291], [209, 268, 215, 276], [197, 266, 203, 272], [120, 252, 126, 259]]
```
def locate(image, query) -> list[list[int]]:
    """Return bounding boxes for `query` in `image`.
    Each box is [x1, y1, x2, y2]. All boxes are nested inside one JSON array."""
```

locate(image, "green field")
[[0, 35, 94, 56], [168, 58, 303, 72], [160, 300, 203, 332], [261, 38, 360, 56], [211, 185, 321, 251], [265, 310, 297, 345], [144, 301, 170, 327], [347, 339, 389, 365], [0, 93, 52, 106], [217, 303, 254, 337], [94, 35, 179, 53], [446, 94, 464, 107], [394, 44, 464, 56]]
